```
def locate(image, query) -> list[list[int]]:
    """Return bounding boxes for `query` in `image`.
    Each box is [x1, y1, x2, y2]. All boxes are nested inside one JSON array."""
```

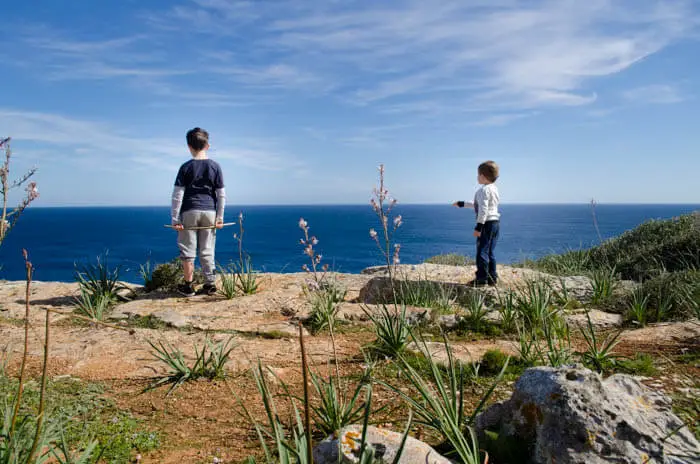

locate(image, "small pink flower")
[[298, 218, 308, 229], [311, 237, 319, 245], [315, 255, 322, 264], [322, 264, 329, 271], [369, 229, 378, 239], [302, 264, 309, 271], [393, 215, 402, 228], [299, 239, 306, 245]]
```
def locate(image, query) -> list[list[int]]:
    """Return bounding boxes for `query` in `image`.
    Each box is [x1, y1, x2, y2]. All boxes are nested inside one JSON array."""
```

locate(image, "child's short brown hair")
[[186, 127, 209, 151], [478, 161, 499, 182]]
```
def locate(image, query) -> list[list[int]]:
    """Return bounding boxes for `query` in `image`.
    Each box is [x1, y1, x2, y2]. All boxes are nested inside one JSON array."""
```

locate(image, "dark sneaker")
[[197, 284, 217, 296], [488, 279, 498, 287], [467, 279, 489, 287], [177, 282, 196, 297]]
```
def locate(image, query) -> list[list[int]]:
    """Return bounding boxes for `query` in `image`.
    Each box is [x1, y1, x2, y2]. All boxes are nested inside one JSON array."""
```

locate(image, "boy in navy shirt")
[[171, 127, 226, 296]]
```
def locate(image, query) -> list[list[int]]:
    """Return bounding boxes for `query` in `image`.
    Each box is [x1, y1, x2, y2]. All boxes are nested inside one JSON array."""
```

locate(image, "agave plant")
[[362, 304, 411, 358], [379, 332, 505, 464], [577, 312, 623, 373]]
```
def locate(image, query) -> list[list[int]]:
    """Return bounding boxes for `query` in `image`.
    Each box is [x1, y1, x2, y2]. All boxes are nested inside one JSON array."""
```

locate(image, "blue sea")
[[1, 204, 698, 283]]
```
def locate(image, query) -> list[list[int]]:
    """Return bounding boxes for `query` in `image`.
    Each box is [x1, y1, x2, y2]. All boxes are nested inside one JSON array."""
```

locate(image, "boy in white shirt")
[[453, 161, 501, 286]]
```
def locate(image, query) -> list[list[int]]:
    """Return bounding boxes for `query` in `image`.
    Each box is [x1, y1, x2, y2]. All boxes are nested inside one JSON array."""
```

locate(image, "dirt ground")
[[1, 268, 698, 463]]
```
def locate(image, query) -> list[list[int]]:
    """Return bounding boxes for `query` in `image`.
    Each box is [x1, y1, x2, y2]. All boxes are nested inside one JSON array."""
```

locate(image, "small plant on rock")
[[218, 262, 238, 299], [577, 312, 622, 373], [308, 369, 369, 436], [590, 266, 618, 305], [307, 289, 341, 335], [542, 316, 573, 367], [627, 288, 650, 326], [515, 278, 556, 329], [496, 290, 518, 333], [139, 259, 156, 291], [74, 254, 130, 305], [380, 333, 505, 464], [463, 291, 489, 333], [232, 212, 259, 295], [73, 289, 111, 321]]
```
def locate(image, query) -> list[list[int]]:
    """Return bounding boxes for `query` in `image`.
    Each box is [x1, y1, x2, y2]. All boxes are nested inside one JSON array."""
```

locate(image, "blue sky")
[[1, 0, 699, 206]]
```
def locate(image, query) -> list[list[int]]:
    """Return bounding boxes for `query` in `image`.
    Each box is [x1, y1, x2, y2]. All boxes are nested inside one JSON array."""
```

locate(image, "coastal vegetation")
[[0, 160, 697, 462]]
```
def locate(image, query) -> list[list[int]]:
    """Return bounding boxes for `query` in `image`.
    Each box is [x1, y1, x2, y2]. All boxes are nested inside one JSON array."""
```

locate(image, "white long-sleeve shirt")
[[474, 183, 500, 231]]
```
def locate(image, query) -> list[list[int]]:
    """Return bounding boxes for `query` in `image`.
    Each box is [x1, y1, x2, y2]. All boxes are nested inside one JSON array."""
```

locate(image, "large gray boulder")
[[476, 366, 700, 463], [313, 424, 451, 464]]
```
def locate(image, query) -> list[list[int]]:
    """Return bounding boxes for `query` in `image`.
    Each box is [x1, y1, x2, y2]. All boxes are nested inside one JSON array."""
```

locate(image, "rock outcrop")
[[313, 425, 451, 464], [476, 366, 700, 464]]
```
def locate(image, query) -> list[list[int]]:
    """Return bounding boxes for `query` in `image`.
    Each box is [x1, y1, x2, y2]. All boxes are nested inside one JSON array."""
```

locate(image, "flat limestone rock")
[[476, 366, 700, 464], [564, 309, 624, 329], [313, 424, 451, 464]]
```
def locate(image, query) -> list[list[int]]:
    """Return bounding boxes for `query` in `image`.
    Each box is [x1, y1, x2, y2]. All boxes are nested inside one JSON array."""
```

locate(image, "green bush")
[[635, 270, 700, 321], [529, 213, 700, 281], [480, 349, 509, 376], [149, 259, 204, 291], [615, 353, 657, 376]]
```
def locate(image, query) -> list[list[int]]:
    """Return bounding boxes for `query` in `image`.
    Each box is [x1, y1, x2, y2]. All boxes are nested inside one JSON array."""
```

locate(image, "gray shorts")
[[177, 210, 217, 283]]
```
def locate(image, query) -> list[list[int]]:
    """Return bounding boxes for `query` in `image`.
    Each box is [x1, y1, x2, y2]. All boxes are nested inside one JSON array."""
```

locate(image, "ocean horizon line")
[[24, 202, 700, 209]]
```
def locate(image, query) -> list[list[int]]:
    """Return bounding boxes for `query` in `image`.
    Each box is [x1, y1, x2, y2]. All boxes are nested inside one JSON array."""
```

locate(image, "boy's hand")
[[473, 230, 481, 238], [173, 223, 184, 231], [215, 220, 224, 230]]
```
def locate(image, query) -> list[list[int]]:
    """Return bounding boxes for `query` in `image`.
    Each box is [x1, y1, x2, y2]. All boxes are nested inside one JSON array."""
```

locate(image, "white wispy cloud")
[[0, 109, 302, 173], [622, 84, 685, 104], [6, 0, 698, 123], [146, 0, 698, 117], [472, 112, 540, 127]]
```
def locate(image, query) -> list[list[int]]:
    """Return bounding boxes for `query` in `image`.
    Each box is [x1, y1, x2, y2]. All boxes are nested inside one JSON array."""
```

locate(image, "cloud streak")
[[0, 109, 303, 173], [622, 84, 685, 104], [5, 0, 698, 123]]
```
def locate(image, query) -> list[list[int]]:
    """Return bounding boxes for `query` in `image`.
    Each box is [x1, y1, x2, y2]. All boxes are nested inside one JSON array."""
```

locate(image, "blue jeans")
[[476, 220, 499, 282]]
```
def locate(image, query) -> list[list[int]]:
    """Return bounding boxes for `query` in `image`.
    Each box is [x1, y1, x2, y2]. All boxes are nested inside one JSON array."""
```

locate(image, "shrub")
[[393, 277, 456, 313], [308, 371, 367, 436], [380, 334, 505, 464], [218, 263, 238, 299], [590, 266, 618, 305], [626, 288, 650, 326], [463, 292, 489, 333], [424, 254, 474, 266], [480, 349, 509, 376], [149, 259, 204, 291], [363, 304, 410, 358], [139, 259, 155, 291], [145, 336, 237, 395], [74, 255, 130, 305], [73, 289, 111, 321], [615, 353, 657, 376], [576, 312, 623, 373], [528, 213, 700, 282], [496, 290, 518, 333], [526, 248, 592, 276], [514, 278, 556, 329], [636, 270, 700, 321], [307, 289, 341, 334]]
